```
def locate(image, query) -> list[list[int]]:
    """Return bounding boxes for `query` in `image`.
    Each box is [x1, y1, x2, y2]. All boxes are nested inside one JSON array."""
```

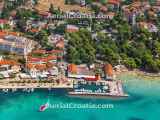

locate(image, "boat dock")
[[0, 77, 128, 98], [69, 80, 128, 98]]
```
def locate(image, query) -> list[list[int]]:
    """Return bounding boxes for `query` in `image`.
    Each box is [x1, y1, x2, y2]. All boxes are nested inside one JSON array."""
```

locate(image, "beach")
[[115, 66, 160, 80]]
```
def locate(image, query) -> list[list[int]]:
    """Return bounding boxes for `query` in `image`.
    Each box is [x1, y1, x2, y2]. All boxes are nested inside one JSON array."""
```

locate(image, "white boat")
[[48, 88, 51, 91], [12, 88, 17, 92], [103, 86, 109, 90], [3, 89, 9, 93], [31, 88, 34, 92]]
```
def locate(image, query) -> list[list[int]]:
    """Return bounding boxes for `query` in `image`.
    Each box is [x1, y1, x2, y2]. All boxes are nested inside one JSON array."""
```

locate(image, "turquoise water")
[[0, 74, 160, 120]]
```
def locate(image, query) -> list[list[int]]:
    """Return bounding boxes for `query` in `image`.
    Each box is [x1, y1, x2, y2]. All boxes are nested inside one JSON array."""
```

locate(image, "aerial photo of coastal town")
[[0, 0, 160, 120]]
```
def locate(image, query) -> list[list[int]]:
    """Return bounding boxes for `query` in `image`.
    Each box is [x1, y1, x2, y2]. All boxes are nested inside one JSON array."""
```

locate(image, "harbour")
[[0, 78, 127, 98], [0, 73, 159, 120], [69, 80, 128, 98]]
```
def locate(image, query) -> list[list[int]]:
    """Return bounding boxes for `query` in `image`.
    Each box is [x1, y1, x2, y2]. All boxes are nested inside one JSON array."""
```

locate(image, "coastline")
[[115, 68, 160, 80]]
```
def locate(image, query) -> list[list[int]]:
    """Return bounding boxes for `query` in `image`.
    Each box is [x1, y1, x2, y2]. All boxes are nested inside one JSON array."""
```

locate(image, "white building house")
[[0, 35, 37, 55]]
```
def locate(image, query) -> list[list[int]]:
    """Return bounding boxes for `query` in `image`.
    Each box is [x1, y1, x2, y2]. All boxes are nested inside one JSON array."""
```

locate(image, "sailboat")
[[39, 99, 50, 112]]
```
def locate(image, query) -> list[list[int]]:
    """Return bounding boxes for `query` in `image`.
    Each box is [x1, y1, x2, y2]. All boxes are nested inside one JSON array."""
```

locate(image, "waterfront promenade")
[[0, 76, 127, 98], [0, 82, 73, 89], [0, 77, 74, 89]]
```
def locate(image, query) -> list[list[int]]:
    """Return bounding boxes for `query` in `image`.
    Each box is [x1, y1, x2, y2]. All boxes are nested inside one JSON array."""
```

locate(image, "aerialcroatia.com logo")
[[39, 101, 114, 111]]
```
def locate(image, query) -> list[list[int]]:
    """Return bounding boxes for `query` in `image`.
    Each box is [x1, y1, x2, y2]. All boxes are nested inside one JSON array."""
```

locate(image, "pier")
[[69, 80, 128, 98], [0, 77, 128, 98]]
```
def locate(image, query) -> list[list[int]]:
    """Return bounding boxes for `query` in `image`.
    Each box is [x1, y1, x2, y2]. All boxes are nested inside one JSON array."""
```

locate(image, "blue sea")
[[0, 73, 160, 120]]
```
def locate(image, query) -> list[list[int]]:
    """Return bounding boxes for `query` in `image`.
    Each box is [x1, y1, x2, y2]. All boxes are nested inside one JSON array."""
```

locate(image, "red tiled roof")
[[107, 0, 120, 5], [9, 32, 20, 36], [32, 50, 63, 54], [100, 6, 108, 12], [84, 75, 100, 81], [0, 60, 17, 66], [68, 64, 77, 73], [26, 62, 54, 70], [0, 31, 7, 38], [66, 25, 79, 33], [56, 40, 64, 49], [0, 31, 20, 38], [35, 64, 47, 70], [30, 28, 39, 33], [28, 55, 57, 63], [104, 64, 113, 76], [106, 12, 116, 18], [0, 19, 8, 24], [49, 50, 63, 54], [32, 50, 46, 54], [66, 29, 79, 33], [26, 63, 34, 69], [38, 11, 51, 16], [10, 10, 17, 17]]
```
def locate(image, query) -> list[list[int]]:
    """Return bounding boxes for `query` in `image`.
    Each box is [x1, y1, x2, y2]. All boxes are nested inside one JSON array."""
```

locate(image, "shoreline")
[[115, 68, 160, 80]]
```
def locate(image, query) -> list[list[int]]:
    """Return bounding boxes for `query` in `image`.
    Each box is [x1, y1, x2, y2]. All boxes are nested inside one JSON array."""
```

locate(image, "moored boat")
[[68, 91, 129, 98]]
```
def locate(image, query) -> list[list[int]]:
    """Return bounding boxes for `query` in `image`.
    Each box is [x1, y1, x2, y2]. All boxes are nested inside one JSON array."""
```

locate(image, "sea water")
[[0, 73, 160, 120]]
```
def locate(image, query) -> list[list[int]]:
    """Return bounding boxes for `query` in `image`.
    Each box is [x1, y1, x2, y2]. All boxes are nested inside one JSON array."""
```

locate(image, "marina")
[[0, 77, 127, 98], [0, 73, 159, 120], [69, 80, 128, 98]]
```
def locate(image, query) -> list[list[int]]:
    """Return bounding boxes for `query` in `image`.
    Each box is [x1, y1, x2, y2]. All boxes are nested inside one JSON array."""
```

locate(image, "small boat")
[[31, 88, 34, 92], [103, 86, 109, 90], [27, 88, 31, 93], [22, 88, 27, 92], [39, 100, 49, 112], [48, 88, 51, 91], [12, 88, 17, 92], [3, 89, 9, 93]]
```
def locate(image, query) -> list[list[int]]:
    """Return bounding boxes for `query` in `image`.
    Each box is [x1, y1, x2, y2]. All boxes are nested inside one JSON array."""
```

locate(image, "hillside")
[[34, 0, 91, 13]]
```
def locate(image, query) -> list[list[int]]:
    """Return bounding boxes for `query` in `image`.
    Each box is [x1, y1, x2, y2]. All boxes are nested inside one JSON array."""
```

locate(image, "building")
[[26, 62, 58, 78], [104, 63, 114, 80], [107, 0, 121, 9], [138, 22, 158, 33], [67, 64, 98, 80], [28, 55, 57, 64], [26, 50, 62, 78], [0, 19, 9, 28], [48, 34, 65, 49], [29, 49, 64, 62], [0, 34, 37, 55], [106, 12, 116, 19], [66, 25, 79, 33], [71, 0, 86, 6], [0, 59, 21, 78]]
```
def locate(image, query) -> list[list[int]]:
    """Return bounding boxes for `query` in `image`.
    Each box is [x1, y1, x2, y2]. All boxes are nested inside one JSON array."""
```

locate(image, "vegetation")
[[34, 30, 53, 50], [1, 0, 28, 18], [66, 29, 96, 65], [66, 12, 160, 73]]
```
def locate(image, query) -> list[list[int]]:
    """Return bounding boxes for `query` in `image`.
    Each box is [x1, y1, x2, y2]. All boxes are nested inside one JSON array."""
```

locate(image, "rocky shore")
[[115, 67, 160, 80]]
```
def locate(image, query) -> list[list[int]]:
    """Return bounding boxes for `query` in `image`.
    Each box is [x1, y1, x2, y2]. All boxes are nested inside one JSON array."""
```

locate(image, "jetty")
[[69, 80, 128, 98]]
